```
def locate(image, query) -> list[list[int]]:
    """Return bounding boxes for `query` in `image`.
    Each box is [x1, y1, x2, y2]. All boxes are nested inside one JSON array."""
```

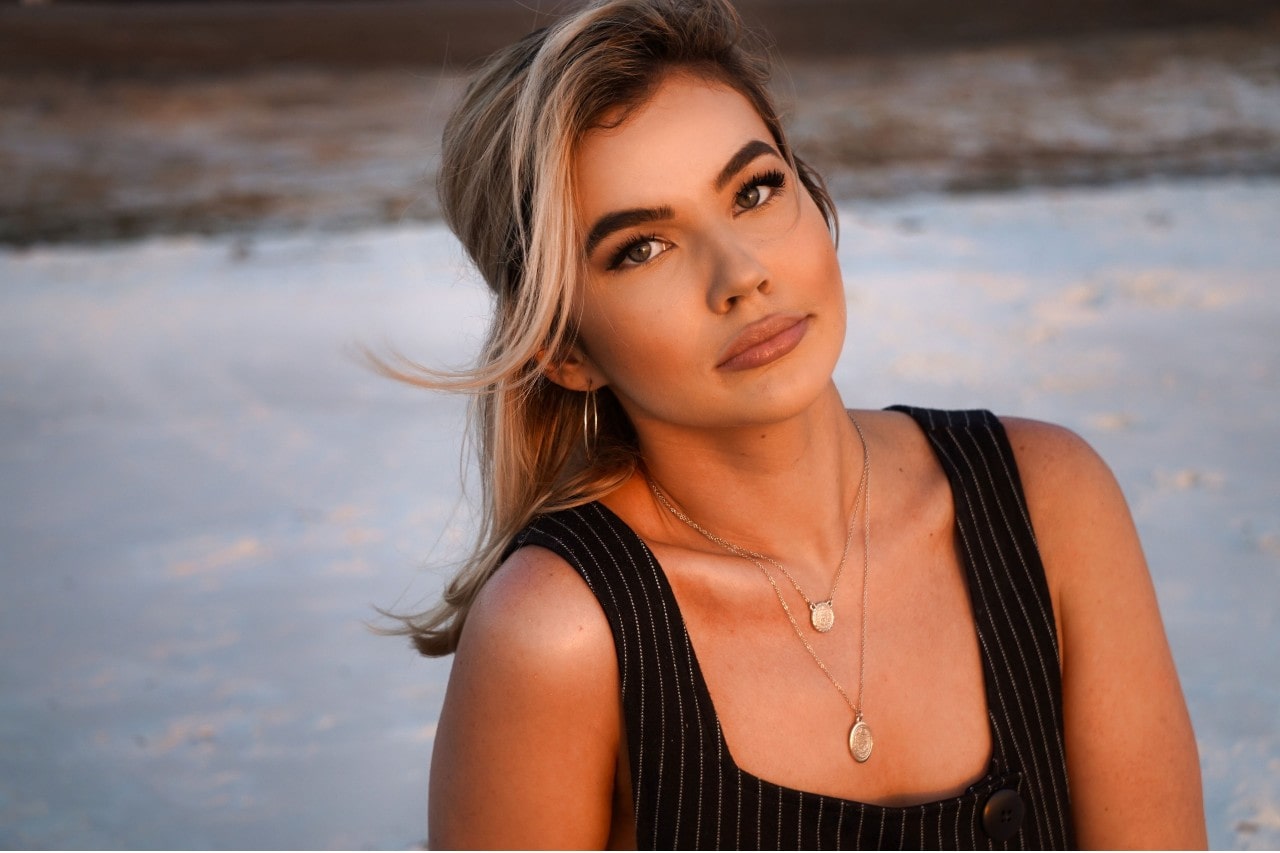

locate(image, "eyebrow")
[[584, 205, 674, 257], [713, 139, 781, 192], [583, 139, 783, 257]]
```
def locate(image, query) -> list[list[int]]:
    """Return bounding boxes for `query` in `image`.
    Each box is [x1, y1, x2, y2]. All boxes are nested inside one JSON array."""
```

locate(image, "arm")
[[427, 545, 623, 849], [1005, 417, 1207, 849]]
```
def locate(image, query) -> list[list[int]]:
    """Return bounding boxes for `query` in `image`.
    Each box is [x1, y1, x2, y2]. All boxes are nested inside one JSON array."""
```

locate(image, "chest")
[[657, 482, 992, 807]]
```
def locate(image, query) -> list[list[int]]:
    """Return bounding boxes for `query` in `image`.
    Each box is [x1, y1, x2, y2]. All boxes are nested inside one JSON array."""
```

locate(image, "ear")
[[541, 343, 606, 393]]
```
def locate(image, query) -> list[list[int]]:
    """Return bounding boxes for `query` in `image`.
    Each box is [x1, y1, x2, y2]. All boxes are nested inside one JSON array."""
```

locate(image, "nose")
[[705, 228, 770, 314]]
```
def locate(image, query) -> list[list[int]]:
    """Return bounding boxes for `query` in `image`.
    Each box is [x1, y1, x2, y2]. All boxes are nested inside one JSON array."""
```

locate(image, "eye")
[[734, 169, 787, 212], [736, 184, 764, 209], [608, 235, 669, 270]]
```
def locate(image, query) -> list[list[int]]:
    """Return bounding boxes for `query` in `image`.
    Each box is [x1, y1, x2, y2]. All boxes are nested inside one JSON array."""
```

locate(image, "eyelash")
[[607, 233, 664, 271], [736, 169, 787, 210], [605, 167, 790, 271]]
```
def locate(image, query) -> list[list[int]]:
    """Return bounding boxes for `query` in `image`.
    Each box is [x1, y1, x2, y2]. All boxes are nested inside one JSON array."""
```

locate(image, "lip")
[[716, 314, 810, 371]]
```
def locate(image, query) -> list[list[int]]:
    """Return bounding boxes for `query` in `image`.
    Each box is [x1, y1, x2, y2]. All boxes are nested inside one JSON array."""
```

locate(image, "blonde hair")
[[382, 0, 837, 656]]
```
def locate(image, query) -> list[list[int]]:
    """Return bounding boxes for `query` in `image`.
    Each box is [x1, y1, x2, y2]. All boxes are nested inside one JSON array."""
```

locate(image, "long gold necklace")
[[647, 413, 875, 763]]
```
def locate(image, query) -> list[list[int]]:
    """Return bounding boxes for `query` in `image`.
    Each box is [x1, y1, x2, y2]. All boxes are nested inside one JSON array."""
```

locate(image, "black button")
[[982, 788, 1025, 842]]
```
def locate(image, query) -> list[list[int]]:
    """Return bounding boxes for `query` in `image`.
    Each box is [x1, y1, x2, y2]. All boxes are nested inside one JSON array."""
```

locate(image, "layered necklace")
[[647, 413, 875, 763]]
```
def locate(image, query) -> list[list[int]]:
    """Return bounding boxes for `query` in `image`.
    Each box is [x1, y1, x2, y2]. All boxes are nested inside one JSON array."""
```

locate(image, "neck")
[[630, 385, 868, 580]]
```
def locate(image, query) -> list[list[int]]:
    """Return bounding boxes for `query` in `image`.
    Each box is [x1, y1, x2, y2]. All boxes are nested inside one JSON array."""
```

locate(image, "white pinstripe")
[[970, 790, 979, 849], [815, 795, 823, 850], [716, 719, 724, 851], [652, 551, 685, 842], [735, 768, 742, 850], [755, 776, 762, 850], [685, 629, 705, 848], [796, 791, 802, 850], [775, 786, 783, 850], [955, 796, 964, 848]]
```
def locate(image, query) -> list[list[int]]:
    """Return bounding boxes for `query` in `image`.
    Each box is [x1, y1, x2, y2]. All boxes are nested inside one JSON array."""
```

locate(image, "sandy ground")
[[1, 177, 1278, 848], [2, 8, 1279, 849]]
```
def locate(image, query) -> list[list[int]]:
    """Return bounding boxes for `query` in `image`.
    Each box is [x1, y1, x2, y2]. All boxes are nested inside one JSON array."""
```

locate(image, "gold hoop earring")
[[583, 384, 599, 459]]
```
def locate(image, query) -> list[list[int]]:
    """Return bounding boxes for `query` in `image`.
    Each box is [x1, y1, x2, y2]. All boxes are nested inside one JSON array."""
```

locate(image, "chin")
[[731, 362, 840, 425]]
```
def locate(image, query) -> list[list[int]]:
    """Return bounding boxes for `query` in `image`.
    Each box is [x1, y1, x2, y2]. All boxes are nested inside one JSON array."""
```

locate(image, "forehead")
[[574, 73, 774, 213]]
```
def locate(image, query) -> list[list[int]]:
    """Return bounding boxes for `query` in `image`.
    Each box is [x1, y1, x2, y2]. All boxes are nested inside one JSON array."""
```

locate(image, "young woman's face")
[[569, 71, 846, 435]]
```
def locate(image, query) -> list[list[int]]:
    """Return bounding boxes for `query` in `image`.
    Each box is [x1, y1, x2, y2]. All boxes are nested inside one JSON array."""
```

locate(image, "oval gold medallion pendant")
[[849, 719, 874, 763], [810, 601, 835, 633]]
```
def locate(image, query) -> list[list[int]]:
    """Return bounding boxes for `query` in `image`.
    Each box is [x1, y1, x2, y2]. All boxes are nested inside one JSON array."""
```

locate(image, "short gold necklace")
[[650, 422, 868, 634], [647, 413, 875, 763]]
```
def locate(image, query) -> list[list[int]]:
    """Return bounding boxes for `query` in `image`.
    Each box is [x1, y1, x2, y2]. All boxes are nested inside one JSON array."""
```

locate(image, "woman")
[[387, 0, 1206, 847]]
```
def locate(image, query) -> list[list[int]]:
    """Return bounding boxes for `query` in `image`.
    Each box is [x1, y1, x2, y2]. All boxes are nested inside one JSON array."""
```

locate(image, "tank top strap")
[[887, 406, 1075, 848], [510, 501, 724, 848]]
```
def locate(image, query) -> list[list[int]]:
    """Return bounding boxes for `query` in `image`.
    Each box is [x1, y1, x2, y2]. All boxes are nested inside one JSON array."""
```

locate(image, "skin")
[[427, 71, 1207, 849]]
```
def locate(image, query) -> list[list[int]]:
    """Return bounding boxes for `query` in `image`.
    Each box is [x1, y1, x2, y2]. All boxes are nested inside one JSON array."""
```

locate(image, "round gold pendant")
[[849, 719, 874, 763], [810, 601, 835, 633]]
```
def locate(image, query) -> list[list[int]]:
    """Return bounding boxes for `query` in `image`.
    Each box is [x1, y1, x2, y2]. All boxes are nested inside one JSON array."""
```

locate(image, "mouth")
[[716, 314, 809, 371]]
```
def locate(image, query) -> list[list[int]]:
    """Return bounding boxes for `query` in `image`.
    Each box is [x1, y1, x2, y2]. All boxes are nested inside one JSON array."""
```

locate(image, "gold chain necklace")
[[646, 413, 875, 763], [649, 421, 868, 633]]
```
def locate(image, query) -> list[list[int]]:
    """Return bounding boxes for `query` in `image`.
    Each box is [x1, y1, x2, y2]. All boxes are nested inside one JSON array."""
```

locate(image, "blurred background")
[[2, 0, 1278, 848], [4, 0, 1280, 243]]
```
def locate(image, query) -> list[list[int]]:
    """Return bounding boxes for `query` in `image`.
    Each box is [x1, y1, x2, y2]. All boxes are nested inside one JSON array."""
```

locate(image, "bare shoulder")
[[465, 543, 616, 660], [428, 545, 622, 849], [997, 416, 1138, 637], [999, 416, 1207, 847], [451, 542, 619, 719], [998, 416, 1132, 578], [999, 415, 1116, 495]]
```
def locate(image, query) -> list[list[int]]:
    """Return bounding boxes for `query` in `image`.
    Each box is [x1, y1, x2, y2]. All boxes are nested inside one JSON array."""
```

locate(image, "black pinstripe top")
[[511, 407, 1075, 849]]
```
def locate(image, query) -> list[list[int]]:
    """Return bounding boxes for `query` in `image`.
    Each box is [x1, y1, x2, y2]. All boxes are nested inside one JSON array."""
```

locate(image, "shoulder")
[[462, 540, 616, 681], [999, 415, 1108, 480], [428, 542, 622, 848], [997, 416, 1134, 602], [473, 501, 634, 662], [997, 416, 1131, 550]]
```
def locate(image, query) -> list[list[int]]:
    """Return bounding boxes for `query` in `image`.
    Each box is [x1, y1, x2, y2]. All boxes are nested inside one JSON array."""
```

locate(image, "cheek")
[[576, 287, 684, 381], [785, 194, 844, 296]]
